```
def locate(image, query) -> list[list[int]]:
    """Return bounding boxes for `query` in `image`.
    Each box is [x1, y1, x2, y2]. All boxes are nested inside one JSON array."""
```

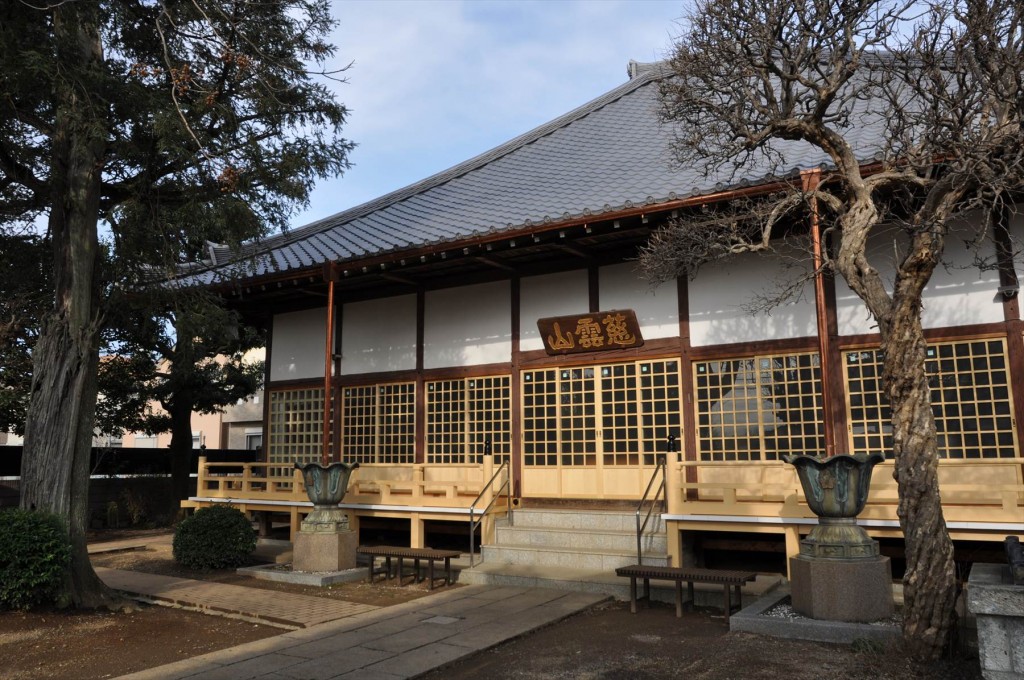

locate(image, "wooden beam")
[[380, 273, 417, 286], [557, 242, 593, 260], [476, 255, 517, 273]]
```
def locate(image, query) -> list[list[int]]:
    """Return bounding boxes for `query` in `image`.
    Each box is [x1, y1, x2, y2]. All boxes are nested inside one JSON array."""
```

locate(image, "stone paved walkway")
[[113, 585, 606, 680], [96, 567, 378, 628]]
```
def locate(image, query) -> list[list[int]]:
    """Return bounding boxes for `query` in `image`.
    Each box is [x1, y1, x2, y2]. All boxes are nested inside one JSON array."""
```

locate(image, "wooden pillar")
[[261, 318, 274, 464], [992, 204, 1024, 461], [784, 525, 802, 579], [322, 279, 335, 465], [410, 513, 425, 549], [415, 289, 426, 464], [803, 170, 840, 456], [678, 277, 698, 498], [510, 276, 522, 498]]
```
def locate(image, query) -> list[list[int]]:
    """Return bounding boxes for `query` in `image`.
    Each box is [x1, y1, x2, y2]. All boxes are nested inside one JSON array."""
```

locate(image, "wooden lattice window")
[[522, 369, 559, 466], [639, 359, 682, 465], [846, 338, 1016, 459], [559, 367, 597, 466], [601, 363, 639, 465], [267, 386, 326, 471], [523, 360, 681, 467], [694, 352, 824, 462], [340, 382, 415, 464], [426, 375, 511, 464]]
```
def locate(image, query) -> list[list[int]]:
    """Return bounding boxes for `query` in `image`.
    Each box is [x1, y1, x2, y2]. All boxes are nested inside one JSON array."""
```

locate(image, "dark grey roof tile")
[[190, 66, 887, 283]]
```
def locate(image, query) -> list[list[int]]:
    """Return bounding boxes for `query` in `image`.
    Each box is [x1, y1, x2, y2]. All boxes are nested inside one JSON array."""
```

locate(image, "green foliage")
[[0, 235, 51, 435], [0, 509, 72, 610], [173, 505, 256, 570]]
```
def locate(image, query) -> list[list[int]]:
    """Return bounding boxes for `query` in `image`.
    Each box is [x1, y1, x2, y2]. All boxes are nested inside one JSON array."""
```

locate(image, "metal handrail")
[[468, 438, 512, 567], [635, 434, 674, 565]]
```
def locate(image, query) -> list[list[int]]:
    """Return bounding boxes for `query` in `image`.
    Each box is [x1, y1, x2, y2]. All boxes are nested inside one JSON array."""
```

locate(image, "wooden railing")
[[192, 456, 505, 510], [664, 458, 1024, 528]]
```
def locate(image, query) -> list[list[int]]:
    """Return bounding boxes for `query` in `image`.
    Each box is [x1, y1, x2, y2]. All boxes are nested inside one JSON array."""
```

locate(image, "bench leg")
[[734, 585, 742, 613], [687, 581, 695, 609], [444, 557, 452, 586], [428, 559, 435, 590], [385, 556, 393, 581], [397, 556, 405, 584], [367, 556, 375, 583], [413, 558, 421, 584], [629, 577, 637, 614], [723, 584, 731, 624], [675, 580, 683, 618]]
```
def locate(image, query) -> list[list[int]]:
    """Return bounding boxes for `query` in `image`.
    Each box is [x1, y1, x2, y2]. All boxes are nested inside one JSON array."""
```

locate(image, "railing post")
[[666, 460, 683, 514], [292, 465, 306, 502], [413, 464, 425, 502], [196, 455, 208, 494]]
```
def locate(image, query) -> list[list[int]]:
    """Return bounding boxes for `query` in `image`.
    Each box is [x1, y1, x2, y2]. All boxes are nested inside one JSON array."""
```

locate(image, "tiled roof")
[[189, 61, 886, 284]]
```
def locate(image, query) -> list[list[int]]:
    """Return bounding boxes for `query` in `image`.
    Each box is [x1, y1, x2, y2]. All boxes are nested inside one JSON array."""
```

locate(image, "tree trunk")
[[834, 195, 957, 660], [881, 302, 958, 659], [168, 396, 196, 520], [19, 5, 122, 609]]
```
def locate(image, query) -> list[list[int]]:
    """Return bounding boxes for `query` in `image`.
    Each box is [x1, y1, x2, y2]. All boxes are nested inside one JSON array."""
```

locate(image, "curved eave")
[[205, 175, 802, 295]]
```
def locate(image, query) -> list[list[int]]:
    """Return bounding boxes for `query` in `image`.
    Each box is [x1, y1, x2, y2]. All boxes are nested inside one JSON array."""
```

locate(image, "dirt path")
[[422, 600, 982, 680]]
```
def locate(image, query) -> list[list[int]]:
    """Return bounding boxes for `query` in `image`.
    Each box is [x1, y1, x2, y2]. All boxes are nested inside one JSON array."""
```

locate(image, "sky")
[[291, 0, 687, 229]]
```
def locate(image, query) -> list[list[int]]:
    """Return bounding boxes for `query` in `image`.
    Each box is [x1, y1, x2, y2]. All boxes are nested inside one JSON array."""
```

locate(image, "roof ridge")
[[245, 68, 666, 258]]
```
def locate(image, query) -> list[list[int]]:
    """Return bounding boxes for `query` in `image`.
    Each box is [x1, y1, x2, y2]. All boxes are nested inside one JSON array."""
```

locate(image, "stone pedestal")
[[968, 563, 1024, 679], [790, 554, 894, 622], [292, 514, 357, 573]]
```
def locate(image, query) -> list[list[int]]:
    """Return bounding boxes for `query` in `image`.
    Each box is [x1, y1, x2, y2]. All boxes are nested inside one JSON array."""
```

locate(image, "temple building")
[[184, 61, 1024, 577]]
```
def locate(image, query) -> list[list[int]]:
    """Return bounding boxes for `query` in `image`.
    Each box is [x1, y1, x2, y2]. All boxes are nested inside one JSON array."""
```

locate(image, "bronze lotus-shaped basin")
[[294, 461, 359, 525], [783, 453, 885, 519], [784, 453, 886, 560]]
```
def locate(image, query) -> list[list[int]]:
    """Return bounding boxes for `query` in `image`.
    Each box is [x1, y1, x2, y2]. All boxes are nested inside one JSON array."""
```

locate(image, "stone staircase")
[[457, 507, 669, 599], [457, 507, 782, 607]]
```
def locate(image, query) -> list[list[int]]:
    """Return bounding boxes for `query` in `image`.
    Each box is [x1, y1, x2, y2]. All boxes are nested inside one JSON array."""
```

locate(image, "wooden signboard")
[[537, 309, 645, 355]]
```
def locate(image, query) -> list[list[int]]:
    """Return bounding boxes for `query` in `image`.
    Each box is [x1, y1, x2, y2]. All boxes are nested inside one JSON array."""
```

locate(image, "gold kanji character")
[[602, 313, 636, 346], [574, 317, 604, 348], [547, 321, 575, 351]]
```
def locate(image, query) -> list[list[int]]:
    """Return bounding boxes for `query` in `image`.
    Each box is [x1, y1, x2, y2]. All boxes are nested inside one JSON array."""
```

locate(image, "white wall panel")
[[599, 262, 678, 340], [836, 217, 1003, 335], [520, 270, 589, 351], [424, 281, 511, 368], [340, 294, 417, 375], [270, 307, 326, 381], [689, 251, 817, 347]]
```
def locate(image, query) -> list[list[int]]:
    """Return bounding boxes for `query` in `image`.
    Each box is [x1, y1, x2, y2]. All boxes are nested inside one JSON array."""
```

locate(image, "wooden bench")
[[615, 565, 757, 623], [356, 546, 461, 590]]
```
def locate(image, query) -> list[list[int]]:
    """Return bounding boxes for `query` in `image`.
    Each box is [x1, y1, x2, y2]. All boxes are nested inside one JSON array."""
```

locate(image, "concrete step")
[[495, 524, 667, 554], [457, 561, 784, 609], [482, 543, 669, 571], [505, 508, 665, 534]]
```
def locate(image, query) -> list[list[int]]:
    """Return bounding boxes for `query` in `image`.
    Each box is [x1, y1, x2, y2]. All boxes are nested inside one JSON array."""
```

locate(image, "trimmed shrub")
[[0, 508, 72, 610], [173, 505, 256, 570]]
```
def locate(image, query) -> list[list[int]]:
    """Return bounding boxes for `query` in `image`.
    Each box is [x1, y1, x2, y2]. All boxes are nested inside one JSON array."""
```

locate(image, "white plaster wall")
[[520, 269, 589, 351], [340, 294, 417, 375], [270, 307, 326, 381], [424, 281, 511, 368], [835, 216, 1003, 335], [689, 250, 817, 347], [599, 262, 679, 340]]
